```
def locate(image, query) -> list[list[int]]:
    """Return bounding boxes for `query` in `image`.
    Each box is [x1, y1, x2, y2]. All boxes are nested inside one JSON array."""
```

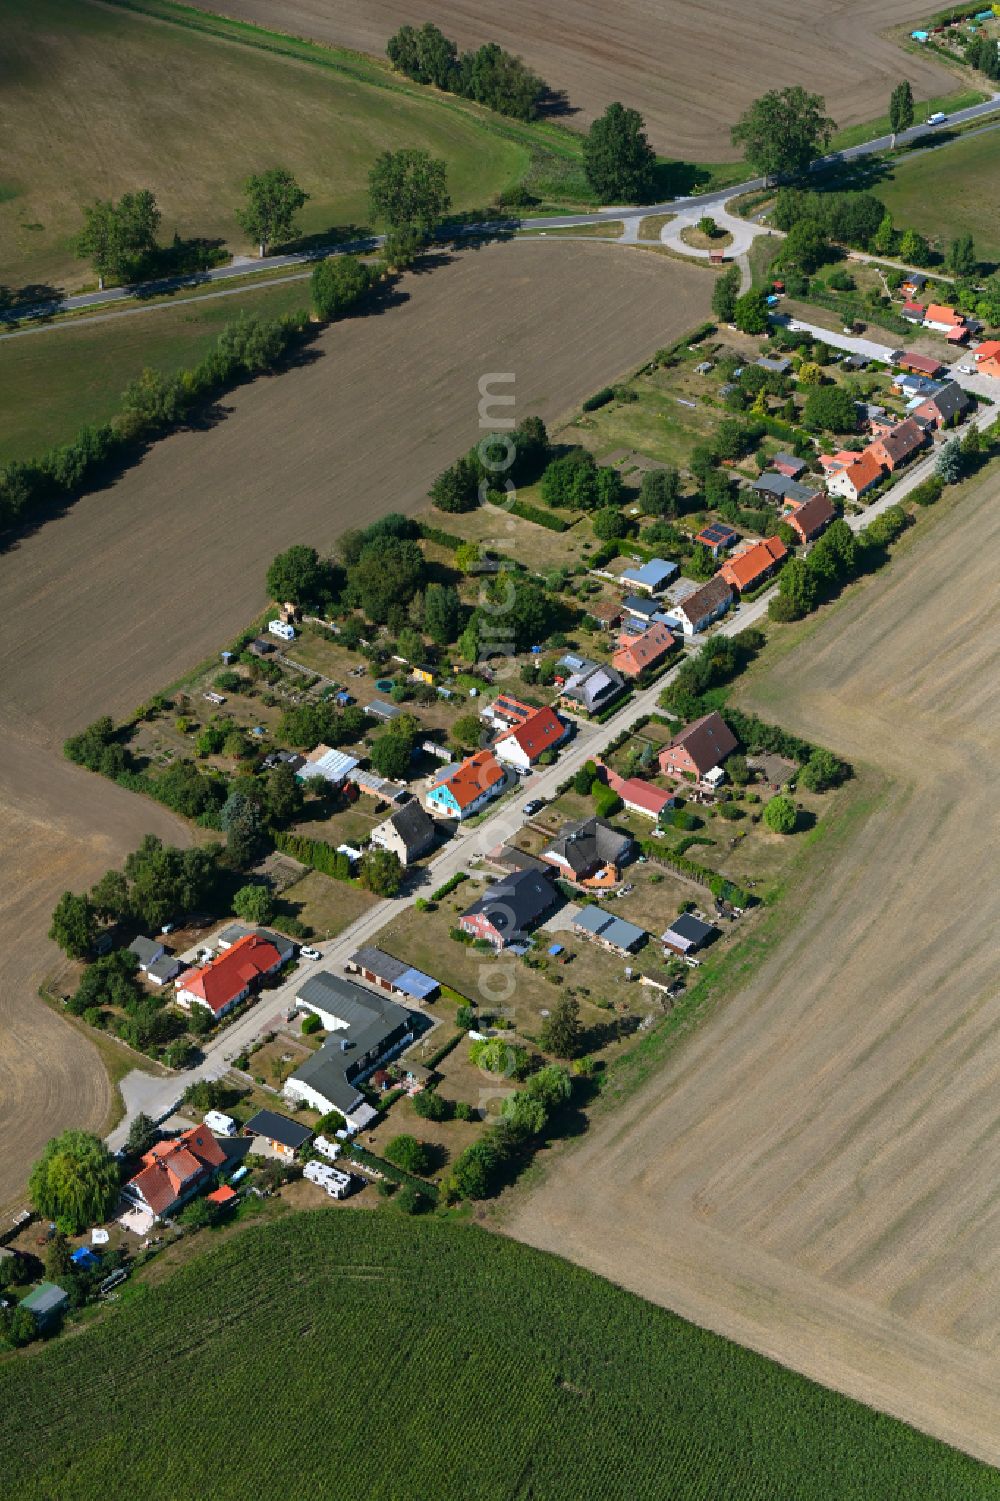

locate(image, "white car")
[[957, 364, 974, 375], [927, 111, 947, 126], [300, 945, 321, 961]]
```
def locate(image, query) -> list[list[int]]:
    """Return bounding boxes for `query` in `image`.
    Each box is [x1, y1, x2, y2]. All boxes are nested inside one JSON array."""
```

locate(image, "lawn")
[[2, 1212, 997, 1500], [277, 868, 379, 939], [876, 127, 1000, 265], [0, 0, 539, 294], [0, 278, 313, 463]]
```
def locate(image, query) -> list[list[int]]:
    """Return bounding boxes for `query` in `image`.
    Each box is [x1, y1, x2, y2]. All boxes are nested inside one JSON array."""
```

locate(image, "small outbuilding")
[[20, 1282, 69, 1331]]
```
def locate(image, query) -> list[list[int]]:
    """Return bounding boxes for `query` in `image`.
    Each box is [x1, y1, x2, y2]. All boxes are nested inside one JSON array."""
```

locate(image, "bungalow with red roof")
[[900, 300, 926, 324], [612, 621, 675, 679], [974, 341, 1000, 379], [923, 303, 965, 335], [123, 1126, 227, 1220], [493, 706, 568, 772], [599, 762, 676, 819], [175, 933, 285, 1019], [867, 418, 927, 472], [785, 491, 836, 544], [659, 712, 738, 787], [897, 352, 944, 379], [426, 748, 506, 820], [717, 535, 787, 594], [825, 450, 884, 503]]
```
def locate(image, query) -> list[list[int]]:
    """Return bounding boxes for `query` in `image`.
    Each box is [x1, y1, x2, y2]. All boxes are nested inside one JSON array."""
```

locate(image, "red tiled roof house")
[[659, 711, 738, 786], [867, 418, 928, 473], [717, 536, 787, 594], [426, 748, 506, 821], [493, 707, 568, 772], [825, 450, 884, 503], [611, 622, 675, 679], [175, 933, 285, 1018], [785, 491, 836, 544], [123, 1126, 226, 1220]]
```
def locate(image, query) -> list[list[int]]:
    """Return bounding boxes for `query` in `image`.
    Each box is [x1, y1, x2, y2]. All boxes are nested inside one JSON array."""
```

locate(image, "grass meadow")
[[0, 0, 538, 293]]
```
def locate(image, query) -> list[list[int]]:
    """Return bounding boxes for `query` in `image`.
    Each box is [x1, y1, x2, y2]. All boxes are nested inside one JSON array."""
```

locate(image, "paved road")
[[10, 93, 999, 328]]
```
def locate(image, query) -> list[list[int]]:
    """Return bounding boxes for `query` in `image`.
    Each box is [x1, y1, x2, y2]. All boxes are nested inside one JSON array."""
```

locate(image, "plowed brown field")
[[0, 242, 710, 1207], [194, 0, 956, 159], [506, 470, 1000, 1463]]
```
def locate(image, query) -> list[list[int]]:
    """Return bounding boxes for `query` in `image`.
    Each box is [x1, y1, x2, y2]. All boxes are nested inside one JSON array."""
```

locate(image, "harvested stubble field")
[[199, 0, 958, 160], [0, 242, 709, 1206], [3, 1212, 997, 1499], [506, 467, 1000, 1464]]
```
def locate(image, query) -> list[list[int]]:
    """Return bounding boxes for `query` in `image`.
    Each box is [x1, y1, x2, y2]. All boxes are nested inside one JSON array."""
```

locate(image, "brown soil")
[[503, 469, 1000, 1465], [0, 242, 710, 1207], [196, 0, 957, 159], [0, 737, 190, 1218]]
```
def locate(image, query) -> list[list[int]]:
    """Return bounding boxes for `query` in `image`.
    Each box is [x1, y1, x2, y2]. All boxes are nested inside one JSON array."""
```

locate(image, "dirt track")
[[0, 242, 710, 1207], [196, 0, 956, 159], [505, 473, 1000, 1462]]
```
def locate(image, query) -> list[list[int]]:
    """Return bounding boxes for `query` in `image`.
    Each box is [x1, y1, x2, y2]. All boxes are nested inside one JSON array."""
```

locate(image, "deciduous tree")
[[29, 1130, 120, 1234], [731, 87, 835, 182], [368, 149, 450, 231], [236, 167, 308, 257], [888, 81, 914, 149], [583, 102, 656, 202]]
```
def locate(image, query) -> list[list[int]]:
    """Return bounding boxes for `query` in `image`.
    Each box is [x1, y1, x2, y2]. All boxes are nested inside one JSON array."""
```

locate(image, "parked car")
[[523, 799, 545, 817], [300, 945, 321, 962]]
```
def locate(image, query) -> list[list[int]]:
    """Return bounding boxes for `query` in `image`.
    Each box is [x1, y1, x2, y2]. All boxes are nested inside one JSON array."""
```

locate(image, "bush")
[[582, 387, 614, 411], [310, 255, 375, 321], [413, 1089, 453, 1122], [383, 1134, 431, 1177], [763, 795, 798, 834], [301, 1012, 322, 1036]]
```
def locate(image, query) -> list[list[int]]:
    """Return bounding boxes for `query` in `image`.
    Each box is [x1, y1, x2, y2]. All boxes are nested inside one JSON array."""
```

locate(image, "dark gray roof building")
[[287, 974, 416, 1116], [244, 1109, 313, 1151], [661, 912, 719, 954], [460, 869, 557, 945], [541, 817, 633, 881]]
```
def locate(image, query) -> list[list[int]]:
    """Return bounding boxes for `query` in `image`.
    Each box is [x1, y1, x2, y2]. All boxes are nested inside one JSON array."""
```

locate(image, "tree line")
[[387, 22, 548, 120]]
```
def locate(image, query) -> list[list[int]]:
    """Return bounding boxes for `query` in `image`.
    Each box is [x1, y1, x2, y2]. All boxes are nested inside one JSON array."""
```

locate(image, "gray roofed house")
[[751, 472, 820, 505], [370, 799, 437, 865], [756, 356, 791, 374], [146, 954, 183, 987], [661, 912, 719, 954], [541, 817, 634, 882], [914, 380, 971, 429], [558, 658, 626, 715], [128, 936, 165, 971], [572, 905, 646, 953], [459, 868, 558, 948], [286, 973, 416, 1117]]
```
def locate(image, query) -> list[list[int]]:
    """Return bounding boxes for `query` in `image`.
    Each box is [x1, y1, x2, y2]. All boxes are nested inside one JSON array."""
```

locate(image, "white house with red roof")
[[425, 749, 507, 820], [175, 932, 286, 1018], [122, 1126, 227, 1220], [492, 706, 568, 771]]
